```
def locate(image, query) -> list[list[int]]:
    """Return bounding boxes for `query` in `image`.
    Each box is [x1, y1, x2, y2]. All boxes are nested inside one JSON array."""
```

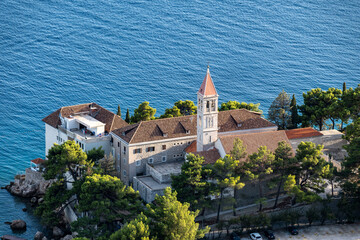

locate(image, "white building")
[[42, 103, 128, 157]]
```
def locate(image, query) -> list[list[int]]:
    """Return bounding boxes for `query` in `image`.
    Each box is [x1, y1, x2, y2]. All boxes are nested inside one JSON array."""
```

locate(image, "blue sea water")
[[0, 0, 359, 237]]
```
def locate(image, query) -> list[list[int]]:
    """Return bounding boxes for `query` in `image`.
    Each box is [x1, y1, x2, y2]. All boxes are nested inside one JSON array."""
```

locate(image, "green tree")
[[44, 141, 89, 182], [117, 104, 121, 117], [284, 142, 332, 204], [171, 154, 213, 214], [35, 180, 76, 226], [219, 100, 262, 114], [211, 155, 245, 222], [272, 141, 295, 208], [296, 142, 332, 193], [86, 146, 105, 164], [230, 138, 247, 215], [343, 82, 346, 93], [290, 94, 299, 129], [342, 84, 360, 119], [306, 207, 319, 226], [145, 188, 210, 240], [131, 102, 156, 123], [300, 88, 327, 130], [268, 90, 292, 129], [344, 117, 360, 142], [174, 100, 197, 115], [125, 109, 131, 123], [109, 213, 152, 240], [99, 153, 116, 176], [342, 137, 360, 197], [72, 174, 142, 238], [244, 146, 275, 211], [324, 88, 344, 129], [159, 106, 182, 119]]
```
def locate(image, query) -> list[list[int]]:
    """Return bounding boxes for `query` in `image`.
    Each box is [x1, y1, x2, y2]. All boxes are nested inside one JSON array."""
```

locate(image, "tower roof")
[[198, 66, 217, 96]]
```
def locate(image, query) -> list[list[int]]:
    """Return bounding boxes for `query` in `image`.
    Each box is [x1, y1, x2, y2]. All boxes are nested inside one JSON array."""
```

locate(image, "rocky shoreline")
[[3, 168, 76, 240]]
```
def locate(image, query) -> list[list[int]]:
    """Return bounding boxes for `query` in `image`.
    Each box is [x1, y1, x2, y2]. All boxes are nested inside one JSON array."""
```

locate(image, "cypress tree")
[[117, 104, 121, 117], [125, 109, 131, 123], [343, 82, 346, 93], [290, 94, 299, 129]]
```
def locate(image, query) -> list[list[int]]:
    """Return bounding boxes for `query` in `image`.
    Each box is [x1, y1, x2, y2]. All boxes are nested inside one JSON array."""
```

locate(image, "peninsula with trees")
[[4, 67, 360, 240]]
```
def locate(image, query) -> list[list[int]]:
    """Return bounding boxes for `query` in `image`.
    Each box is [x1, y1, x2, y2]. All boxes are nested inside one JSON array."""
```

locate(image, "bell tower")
[[197, 66, 219, 152]]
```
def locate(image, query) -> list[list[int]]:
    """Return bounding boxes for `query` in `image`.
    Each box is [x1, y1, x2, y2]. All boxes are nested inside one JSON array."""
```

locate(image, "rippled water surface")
[[1, 0, 359, 237]]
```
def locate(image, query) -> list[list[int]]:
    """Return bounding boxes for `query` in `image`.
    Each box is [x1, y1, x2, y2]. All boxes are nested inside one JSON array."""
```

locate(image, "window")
[[206, 101, 210, 109], [173, 155, 176, 158], [162, 156, 167, 162], [188, 141, 191, 144], [123, 170, 126, 176], [134, 148, 142, 154], [136, 160, 141, 166], [123, 146, 126, 154], [117, 153, 120, 160], [209, 136, 212, 143], [162, 145, 166, 150], [186, 130, 190, 134], [118, 142, 120, 147], [146, 146, 155, 152], [148, 158, 154, 164], [211, 100, 216, 111]]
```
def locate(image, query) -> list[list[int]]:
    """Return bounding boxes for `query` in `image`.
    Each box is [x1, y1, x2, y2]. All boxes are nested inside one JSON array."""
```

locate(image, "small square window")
[[134, 148, 142, 154], [136, 160, 141, 166], [162, 145, 166, 150], [123, 170, 126, 176], [148, 158, 154, 164], [146, 147, 155, 152], [162, 156, 167, 162]]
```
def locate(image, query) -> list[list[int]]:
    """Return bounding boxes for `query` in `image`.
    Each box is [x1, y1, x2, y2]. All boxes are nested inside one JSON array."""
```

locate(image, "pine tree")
[[290, 94, 299, 129], [211, 155, 245, 222], [125, 109, 131, 123], [268, 90, 292, 130], [145, 188, 210, 240], [99, 153, 116, 176], [117, 104, 121, 117]]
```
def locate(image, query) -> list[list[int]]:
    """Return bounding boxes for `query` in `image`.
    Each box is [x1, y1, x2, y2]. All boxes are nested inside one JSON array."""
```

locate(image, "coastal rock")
[[10, 219, 26, 230], [61, 235, 73, 240], [42, 237, 48, 240], [22, 208, 27, 212], [34, 231, 45, 240], [22, 183, 39, 197], [53, 226, 64, 238], [38, 197, 44, 204], [31, 196, 38, 203]]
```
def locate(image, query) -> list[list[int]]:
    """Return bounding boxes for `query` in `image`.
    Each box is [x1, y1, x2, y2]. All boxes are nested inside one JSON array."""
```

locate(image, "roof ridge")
[[220, 130, 285, 139], [109, 115, 116, 132], [129, 121, 143, 144]]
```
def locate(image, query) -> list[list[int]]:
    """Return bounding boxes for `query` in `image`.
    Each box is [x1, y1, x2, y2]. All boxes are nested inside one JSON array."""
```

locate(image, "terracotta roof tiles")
[[219, 130, 294, 161], [42, 103, 128, 133], [285, 127, 323, 140], [113, 109, 276, 144], [198, 67, 217, 96]]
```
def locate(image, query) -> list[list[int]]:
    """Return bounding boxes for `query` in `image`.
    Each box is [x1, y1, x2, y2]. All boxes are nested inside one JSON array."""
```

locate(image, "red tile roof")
[[198, 66, 217, 96], [185, 140, 197, 153], [42, 103, 128, 133], [31, 158, 45, 164], [219, 130, 294, 161], [112, 109, 276, 144], [188, 148, 221, 165], [285, 127, 323, 140]]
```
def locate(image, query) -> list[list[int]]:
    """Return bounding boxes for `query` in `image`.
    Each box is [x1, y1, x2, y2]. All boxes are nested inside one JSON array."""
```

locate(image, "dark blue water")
[[1, 0, 359, 237]]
